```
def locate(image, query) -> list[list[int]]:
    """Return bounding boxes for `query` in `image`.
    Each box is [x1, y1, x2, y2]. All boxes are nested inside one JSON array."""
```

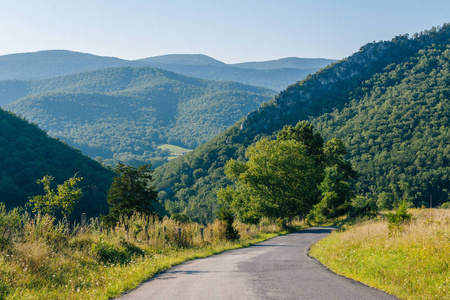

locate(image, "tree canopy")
[[219, 121, 353, 223], [103, 163, 158, 226]]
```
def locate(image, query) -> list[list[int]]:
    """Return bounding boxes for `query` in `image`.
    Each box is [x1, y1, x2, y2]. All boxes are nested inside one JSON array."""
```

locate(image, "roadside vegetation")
[[310, 208, 450, 300], [0, 159, 302, 299], [0, 208, 301, 299]]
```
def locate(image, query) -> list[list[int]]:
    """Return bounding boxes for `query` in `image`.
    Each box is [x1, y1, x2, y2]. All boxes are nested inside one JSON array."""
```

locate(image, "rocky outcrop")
[[240, 38, 414, 135]]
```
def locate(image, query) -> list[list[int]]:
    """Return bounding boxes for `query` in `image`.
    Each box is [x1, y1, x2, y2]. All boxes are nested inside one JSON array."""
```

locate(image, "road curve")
[[118, 227, 398, 300]]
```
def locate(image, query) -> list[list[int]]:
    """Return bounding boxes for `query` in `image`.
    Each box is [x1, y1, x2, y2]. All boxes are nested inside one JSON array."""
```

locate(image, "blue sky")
[[1, 0, 449, 63]]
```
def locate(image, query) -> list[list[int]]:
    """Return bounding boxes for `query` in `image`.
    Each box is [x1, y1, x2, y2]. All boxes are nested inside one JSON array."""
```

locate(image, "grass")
[[0, 210, 302, 299], [309, 209, 450, 300], [157, 144, 192, 158]]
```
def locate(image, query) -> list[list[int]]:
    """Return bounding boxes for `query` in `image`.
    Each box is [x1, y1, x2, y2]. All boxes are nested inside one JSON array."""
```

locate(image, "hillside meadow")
[[310, 208, 450, 300]]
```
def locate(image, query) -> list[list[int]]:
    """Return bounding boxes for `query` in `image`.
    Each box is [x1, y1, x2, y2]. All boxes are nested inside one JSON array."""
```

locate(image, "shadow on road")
[[252, 244, 299, 247], [154, 270, 214, 280], [293, 227, 339, 234]]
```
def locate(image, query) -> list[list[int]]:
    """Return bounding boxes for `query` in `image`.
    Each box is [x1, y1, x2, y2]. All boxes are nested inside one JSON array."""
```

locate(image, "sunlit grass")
[[310, 209, 450, 300], [157, 144, 192, 158], [0, 212, 302, 299]]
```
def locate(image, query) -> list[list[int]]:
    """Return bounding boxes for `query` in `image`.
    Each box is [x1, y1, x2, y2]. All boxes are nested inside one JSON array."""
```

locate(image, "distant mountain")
[[0, 108, 115, 218], [139, 54, 226, 66], [0, 50, 145, 80], [0, 50, 334, 91], [6, 67, 274, 167], [0, 80, 30, 107], [134, 63, 319, 92], [153, 24, 450, 223], [231, 57, 336, 70], [137, 54, 334, 91]]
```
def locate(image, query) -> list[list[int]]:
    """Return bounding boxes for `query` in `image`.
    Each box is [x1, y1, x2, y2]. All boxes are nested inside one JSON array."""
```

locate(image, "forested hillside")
[[312, 43, 450, 207], [154, 24, 450, 223], [6, 67, 274, 167], [0, 108, 115, 218]]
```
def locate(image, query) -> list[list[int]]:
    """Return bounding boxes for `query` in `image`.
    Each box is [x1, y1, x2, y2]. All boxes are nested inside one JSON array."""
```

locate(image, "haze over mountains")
[[2, 25, 449, 225], [5, 67, 274, 167], [0, 50, 334, 91]]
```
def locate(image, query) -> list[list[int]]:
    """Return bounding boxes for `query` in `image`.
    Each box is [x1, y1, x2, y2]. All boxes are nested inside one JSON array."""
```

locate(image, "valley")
[[0, 19, 449, 300]]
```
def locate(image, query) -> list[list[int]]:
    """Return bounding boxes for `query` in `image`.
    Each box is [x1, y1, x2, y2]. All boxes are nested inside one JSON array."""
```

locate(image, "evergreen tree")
[[103, 163, 158, 226]]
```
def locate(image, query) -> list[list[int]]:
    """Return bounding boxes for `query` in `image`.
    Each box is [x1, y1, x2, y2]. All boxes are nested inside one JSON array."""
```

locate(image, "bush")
[[0, 204, 24, 251], [217, 207, 240, 241], [171, 213, 191, 224], [348, 196, 378, 219], [386, 201, 411, 234], [440, 202, 450, 209], [276, 218, 288, 230], [91, 237, 144, 265]]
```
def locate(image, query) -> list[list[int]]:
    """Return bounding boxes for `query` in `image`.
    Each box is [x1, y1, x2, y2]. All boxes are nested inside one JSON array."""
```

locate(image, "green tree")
[[28, 175, 83, 218], [308, 165, 353, 222], [323, 138, 356, 180], [222, 137, 322, 223], [216, 205, 240, 241], [103, 163, 158, 226], [377, 192, 394, 210], [277, 121, 324, 159]]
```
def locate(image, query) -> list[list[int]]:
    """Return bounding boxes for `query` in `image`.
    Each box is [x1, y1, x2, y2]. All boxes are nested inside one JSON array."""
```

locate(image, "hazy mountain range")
[[0, 50, 335, 91], [5, 67, 274, 167], [2, 25, 448, 224]]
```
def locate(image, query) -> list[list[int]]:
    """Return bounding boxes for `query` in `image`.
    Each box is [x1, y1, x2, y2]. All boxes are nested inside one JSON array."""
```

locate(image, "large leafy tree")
[[221, 131, 323, 222], [103, 163, 158, 226], [219, 121, 354, 223]]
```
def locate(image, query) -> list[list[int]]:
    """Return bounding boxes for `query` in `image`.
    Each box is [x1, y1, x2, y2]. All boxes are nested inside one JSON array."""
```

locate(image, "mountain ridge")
[[0, 50, 334, 91], [5, 66, 275, 167], [153, 24, 450, 223]]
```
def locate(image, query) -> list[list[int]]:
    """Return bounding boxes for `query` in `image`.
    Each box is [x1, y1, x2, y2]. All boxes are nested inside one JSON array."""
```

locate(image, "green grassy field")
[[157, 144, 192, 159], [310, 209, 450, 300]]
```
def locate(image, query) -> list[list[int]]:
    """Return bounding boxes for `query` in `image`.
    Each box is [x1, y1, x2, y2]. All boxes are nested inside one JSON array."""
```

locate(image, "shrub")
[[171, 213, 191, 224], [91, 237, 144, 265], [276, 218, 288, 230], [348, 196, 378, 219], [0, 204, 24, 251], [386, 201, 411, 234], [440, 202, 450, 209], [217, 207, 240, 241]]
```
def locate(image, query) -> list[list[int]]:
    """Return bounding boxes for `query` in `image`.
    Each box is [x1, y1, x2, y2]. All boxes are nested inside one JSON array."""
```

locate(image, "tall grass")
[[0, 208, 297, 299], [310, 209, 450, 300]]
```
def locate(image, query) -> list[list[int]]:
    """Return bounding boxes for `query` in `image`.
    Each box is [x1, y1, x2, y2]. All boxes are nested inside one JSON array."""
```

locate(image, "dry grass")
[[310, 209, 450, 300], [0, 212, 301, 299]]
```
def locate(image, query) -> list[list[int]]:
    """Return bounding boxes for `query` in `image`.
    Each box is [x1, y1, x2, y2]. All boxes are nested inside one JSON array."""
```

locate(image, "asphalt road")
[[119, 227, 398, 300]]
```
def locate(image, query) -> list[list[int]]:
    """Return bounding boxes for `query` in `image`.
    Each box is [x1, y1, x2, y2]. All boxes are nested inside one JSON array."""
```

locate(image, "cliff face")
[[241, 24, 450, 136], [240, 39, 407, 134]]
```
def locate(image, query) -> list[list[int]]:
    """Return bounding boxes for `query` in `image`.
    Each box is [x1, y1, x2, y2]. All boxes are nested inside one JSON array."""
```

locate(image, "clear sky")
[[1, 0, 449, 63]]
